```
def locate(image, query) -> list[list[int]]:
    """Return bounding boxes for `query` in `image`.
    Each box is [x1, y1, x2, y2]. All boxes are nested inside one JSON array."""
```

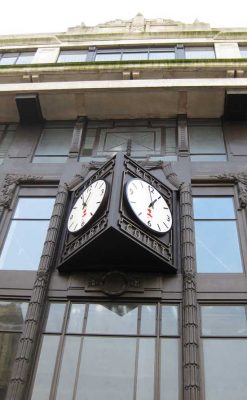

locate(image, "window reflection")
[[31, 302, 180, 400]]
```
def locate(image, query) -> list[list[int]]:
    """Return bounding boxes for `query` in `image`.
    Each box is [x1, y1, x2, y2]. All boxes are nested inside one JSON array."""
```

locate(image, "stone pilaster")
[[180, 183, 200, 400], [7, 184, 68, 400]]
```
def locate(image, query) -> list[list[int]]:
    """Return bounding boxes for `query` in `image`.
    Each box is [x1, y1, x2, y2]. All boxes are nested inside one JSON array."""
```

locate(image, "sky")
[[1, 0, 247, 35]]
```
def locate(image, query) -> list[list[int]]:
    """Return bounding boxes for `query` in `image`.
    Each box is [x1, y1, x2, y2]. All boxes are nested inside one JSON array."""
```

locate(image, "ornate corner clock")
[[57, 153, 177, 273]]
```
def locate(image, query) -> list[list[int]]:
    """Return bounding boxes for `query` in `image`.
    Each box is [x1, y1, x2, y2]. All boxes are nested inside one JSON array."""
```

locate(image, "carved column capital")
[[216, 173, 247, 208]]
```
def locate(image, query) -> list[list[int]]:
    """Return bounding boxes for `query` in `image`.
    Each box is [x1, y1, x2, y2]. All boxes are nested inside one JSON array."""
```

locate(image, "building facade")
[[1, 14, 247, 400]]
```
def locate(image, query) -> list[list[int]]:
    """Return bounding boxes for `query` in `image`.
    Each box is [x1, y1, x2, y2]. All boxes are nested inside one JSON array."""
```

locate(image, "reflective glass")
[[240, 47, 247, 58], [57, 50, 87, 63], [193, 197, 235, 219], [203, 339, 247, 400], [32, 156, 67, 163], [0, 220, 50, 270], [185, 47, 215, 59], [191, 154, 227, 161], [95, 53, 121, 61], [14, 197, 54, 219], [160, 338, 179, 400], [45, 303, 66, 333], [0, 301, 28, 331], [56, 336, 81, 400], [140, 305, 156, 335], [161, 305, 179, 335], [86, 304, 138, 334], [35, 128, 73, 156], [149, 51, 175, 60], [31, 335, 60, 400], [136, 339, 155, 400], [201, 306, 247, 336], [75, 337, 136, 400], [122, 52, 148, 61], [16, 52, 35, 64], [0, 332, 21, 399], [0, 53, 18, 65], [67, 303, 85, 333], [195, 221, 243, 272], [189, 126, 225, 154]]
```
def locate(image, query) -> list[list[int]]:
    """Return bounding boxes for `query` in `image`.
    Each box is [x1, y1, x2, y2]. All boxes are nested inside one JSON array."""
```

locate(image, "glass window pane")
[[140, 305, 156, 335], [45, 303, 66, 333], [122, 52, 148, 61], [185, 47, 215, 59], [56, 336, 81, 400], [240, 47, 247, 58], [32, 156, 67, 163], [0, 332, 21, 399], [136, 339, 155, 400], [95, 53, 121, 62], [195, 221, 243, 272], [0, 220, 50, 270], [0, 301, 28, 331], [16, 52, 35, 64], [149, 51, 175, 60], [191, 154, 227, 161], [31, 335, 60, 400], [0, 53, 18, 65], [67, 303, 85, 333], [203, 339, 247, 400], [201, 306, 247, 336], [166, 127, 176, 153], [14, 197, 55, 219], [75, 337, 136, 400], [189, 126, 225, 154], [35, 128, 73, 156], [57, 50, 87, 63], [86, 304, 138, 334], [161, 305, 179, 336], [193, 197, 235, 219], [160, 338, 179, 400]]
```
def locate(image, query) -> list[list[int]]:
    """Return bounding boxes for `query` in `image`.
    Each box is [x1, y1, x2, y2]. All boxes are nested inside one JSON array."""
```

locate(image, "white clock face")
[[125, 178, 172, 234], [67, 179, 107, 233]]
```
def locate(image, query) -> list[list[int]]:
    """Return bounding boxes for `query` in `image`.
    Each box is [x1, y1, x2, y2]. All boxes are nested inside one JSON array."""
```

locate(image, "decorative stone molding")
[[161, 161, 182, 189], [68, 116, 87, 157], [178, 114, 189, 154], [180, 183, 200, 400], [216, 173, 247, 208], [0, 174, 42, 210], [7, 184, 68, 400], [86, 271, 143, 296]]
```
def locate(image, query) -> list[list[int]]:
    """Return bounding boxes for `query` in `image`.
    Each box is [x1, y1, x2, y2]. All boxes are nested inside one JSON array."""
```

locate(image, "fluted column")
[[180, 183, 200, 400], [7, 184, 68, 400]]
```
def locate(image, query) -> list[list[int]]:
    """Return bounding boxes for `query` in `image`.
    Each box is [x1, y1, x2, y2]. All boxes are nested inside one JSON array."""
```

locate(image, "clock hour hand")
[[148, 196, 161, 208]]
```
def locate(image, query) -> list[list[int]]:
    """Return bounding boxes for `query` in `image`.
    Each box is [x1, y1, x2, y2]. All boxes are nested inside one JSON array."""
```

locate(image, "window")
[[80, 120, 177, 162], [188, 121, 226, 161], [201, 305, 247, 400], [31, 302, 180, 400], [239, 46, 247, 58], [32, 122, 74, 163], [57, 50, 87, 63], [0, 196, 55, 270], [0, 52, 35, 65], [185, 46, 215, 59], [95, 48, 175, 62], [0, 300, 28, 399], [193, 195, 243, 273], [0, 124, 16, 164]]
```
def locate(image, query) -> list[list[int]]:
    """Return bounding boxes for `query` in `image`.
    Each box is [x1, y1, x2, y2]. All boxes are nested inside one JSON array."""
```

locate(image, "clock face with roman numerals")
[[67, 179, 107, 233], [125, 178, 172, 234]]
